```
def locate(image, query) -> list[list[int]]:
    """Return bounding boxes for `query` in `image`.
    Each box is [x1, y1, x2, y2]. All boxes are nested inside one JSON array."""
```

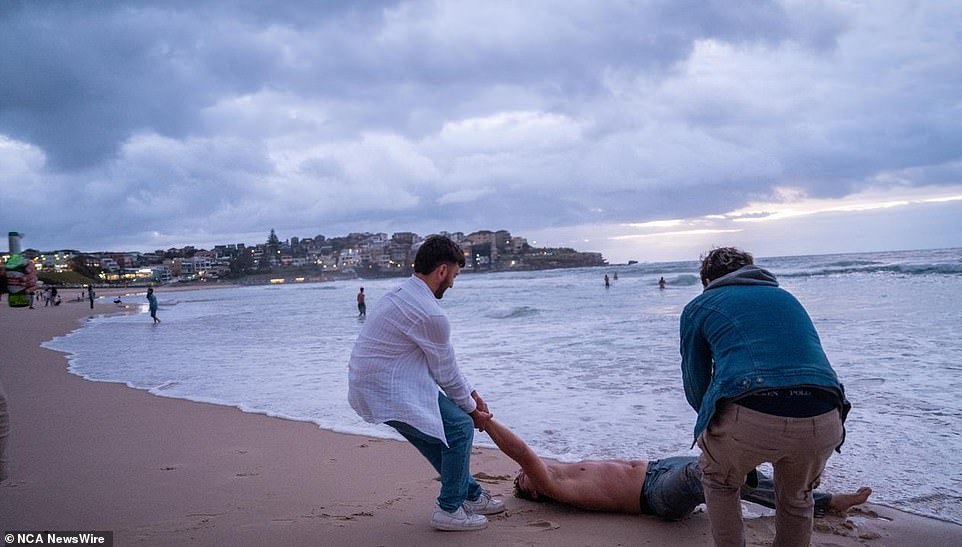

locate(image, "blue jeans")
[[387, 393, 482, 512], [643, 456, 706, 520], [642, 456, 833, 521]]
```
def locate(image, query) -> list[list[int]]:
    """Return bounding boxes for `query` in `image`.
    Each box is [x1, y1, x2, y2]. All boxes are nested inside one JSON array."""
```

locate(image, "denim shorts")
[[641, 456, 705, 520]]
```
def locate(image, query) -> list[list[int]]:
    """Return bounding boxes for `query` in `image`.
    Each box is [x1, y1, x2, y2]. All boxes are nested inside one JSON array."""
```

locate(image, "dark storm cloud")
[[0, 0, 823, 170], [0, 0, 960, 254]]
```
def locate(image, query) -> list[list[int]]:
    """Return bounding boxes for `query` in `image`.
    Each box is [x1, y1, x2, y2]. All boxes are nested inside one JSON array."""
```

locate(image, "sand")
[[1, 288, 961, 546]]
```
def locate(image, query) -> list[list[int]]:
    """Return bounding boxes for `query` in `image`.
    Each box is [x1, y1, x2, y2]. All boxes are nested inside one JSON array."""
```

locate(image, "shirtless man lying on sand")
[[482, 418, 871, 520]]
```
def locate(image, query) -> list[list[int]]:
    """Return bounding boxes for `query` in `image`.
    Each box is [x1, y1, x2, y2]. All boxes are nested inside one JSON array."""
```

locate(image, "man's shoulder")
[[387, 281, 445, 323], [682, 290, 713, 313]]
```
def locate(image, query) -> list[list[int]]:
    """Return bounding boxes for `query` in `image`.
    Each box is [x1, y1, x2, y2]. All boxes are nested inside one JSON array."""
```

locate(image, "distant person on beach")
[[0, 379, 9, 482], [659, 277, 667, 289], [87, 285, 95, 309], [604, 274, 610, 288], [681, 247, 850, 547], [357, 287, 366, 318], [348, 235, 503, 531], [147, 287, 160, 323], [483, 418, 870, 520]]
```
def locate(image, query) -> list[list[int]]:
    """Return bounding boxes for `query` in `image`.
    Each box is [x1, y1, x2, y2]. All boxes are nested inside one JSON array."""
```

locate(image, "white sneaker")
[[431, 504, 488, 531], [463, 489, 506, 515]]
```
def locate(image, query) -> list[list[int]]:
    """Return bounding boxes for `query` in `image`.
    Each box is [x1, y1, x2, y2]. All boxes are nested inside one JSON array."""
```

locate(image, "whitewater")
[[43, 247, 962, 524]]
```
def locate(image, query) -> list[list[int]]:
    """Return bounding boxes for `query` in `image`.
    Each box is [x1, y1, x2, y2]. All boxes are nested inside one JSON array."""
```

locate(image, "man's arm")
[[483, 419, 552, 488], [680, 306, 712, 411], [414, 314, 477, 413]]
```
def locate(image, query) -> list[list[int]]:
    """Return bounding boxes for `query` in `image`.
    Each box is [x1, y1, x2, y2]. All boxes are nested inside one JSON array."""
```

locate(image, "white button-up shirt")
[[348, 275, 476, 445]]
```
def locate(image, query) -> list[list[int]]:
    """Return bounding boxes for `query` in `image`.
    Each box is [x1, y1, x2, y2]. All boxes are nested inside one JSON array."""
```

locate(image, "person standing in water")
[[357, 287, 366, 318], [147, 287, 160, 324]]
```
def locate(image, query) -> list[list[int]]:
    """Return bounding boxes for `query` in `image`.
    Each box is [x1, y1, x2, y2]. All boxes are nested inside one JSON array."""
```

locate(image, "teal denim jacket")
[[680, 265, 850, 447]]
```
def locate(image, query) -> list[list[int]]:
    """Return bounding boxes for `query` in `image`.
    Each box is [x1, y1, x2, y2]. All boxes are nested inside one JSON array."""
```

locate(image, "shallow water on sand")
[[45, 248, 962, 524]]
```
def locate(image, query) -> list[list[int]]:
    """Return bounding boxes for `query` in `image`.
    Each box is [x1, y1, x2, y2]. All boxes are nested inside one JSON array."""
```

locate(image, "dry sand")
[[1, 288, 961, 546]]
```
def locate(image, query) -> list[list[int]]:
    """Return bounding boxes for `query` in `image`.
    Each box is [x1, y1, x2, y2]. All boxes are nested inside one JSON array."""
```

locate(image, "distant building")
[[509, 236, 527, 253], [440, 231, 465, 244], [495, 230, 512, 252], [391, 232, 418, 245], [37, 251, 74, 273]]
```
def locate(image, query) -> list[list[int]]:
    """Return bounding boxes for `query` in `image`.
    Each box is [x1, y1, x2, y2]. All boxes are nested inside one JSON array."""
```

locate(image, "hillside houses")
[[11, 228, 605, 285]]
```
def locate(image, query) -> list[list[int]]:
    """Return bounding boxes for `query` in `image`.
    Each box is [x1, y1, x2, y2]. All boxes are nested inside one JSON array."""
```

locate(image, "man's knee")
[[777, 487, 816, 516]]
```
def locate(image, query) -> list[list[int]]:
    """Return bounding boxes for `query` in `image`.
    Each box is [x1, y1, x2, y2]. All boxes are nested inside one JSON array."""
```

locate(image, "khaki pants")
[[698, 403, 843, 547]]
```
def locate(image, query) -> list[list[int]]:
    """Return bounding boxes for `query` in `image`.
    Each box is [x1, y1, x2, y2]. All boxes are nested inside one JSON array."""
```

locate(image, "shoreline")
[[1, 290, 960, 546]]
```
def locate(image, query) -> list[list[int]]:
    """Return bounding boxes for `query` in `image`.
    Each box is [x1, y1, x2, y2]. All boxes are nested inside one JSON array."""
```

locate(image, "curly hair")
[[414, 235, 466, 274], [513, 470, 554, 503], [699, 247, 754, 286]]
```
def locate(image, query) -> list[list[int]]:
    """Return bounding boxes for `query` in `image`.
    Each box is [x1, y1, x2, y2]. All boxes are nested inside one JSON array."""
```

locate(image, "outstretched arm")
[[483, 419, 552, 488]]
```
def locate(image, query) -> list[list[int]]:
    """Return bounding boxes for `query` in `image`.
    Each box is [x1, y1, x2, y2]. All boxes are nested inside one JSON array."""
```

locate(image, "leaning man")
[[348, 235, 504, 531], [681, 247, 850, 547]]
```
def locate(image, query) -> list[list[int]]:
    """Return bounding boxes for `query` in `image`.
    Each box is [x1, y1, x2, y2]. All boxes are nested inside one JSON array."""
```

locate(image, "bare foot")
[[829, 487, 872, 512]]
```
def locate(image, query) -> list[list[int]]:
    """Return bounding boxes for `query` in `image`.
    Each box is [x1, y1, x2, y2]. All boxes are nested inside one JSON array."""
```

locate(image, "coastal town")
[[5, 229, 606, 286]]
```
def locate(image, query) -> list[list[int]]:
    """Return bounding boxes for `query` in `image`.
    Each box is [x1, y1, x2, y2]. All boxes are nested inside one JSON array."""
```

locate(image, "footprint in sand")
[[315, 511, 374, 527], [526, 519, 560, 531], [185, 512, 225, 530], [844, 516, 883, 540], [473, 472, 513, 484], [850, 506, 886, 520]]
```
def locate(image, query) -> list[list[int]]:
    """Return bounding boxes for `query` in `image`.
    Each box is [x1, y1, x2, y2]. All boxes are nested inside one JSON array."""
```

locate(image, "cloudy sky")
[[2, 0, 960, 263]]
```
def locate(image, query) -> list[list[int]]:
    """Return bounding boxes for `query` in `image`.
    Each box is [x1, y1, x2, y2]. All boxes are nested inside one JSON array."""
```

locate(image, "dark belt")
[[735, 387, 841, 418]]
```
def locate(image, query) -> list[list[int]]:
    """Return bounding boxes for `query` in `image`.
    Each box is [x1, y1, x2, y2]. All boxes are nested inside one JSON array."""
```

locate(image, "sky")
[[1, 0, 961, 264]]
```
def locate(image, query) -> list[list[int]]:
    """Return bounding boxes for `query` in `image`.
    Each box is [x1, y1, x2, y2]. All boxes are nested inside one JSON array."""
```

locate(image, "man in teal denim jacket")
[[681, 247, 849, 547]]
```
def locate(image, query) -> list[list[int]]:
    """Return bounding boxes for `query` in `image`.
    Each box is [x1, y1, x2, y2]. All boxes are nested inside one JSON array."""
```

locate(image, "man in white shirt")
[[348, 235, 504, 531]]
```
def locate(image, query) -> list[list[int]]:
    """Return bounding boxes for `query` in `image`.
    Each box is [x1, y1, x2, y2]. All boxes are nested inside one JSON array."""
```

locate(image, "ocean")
[[43, 247, 962, 524]]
